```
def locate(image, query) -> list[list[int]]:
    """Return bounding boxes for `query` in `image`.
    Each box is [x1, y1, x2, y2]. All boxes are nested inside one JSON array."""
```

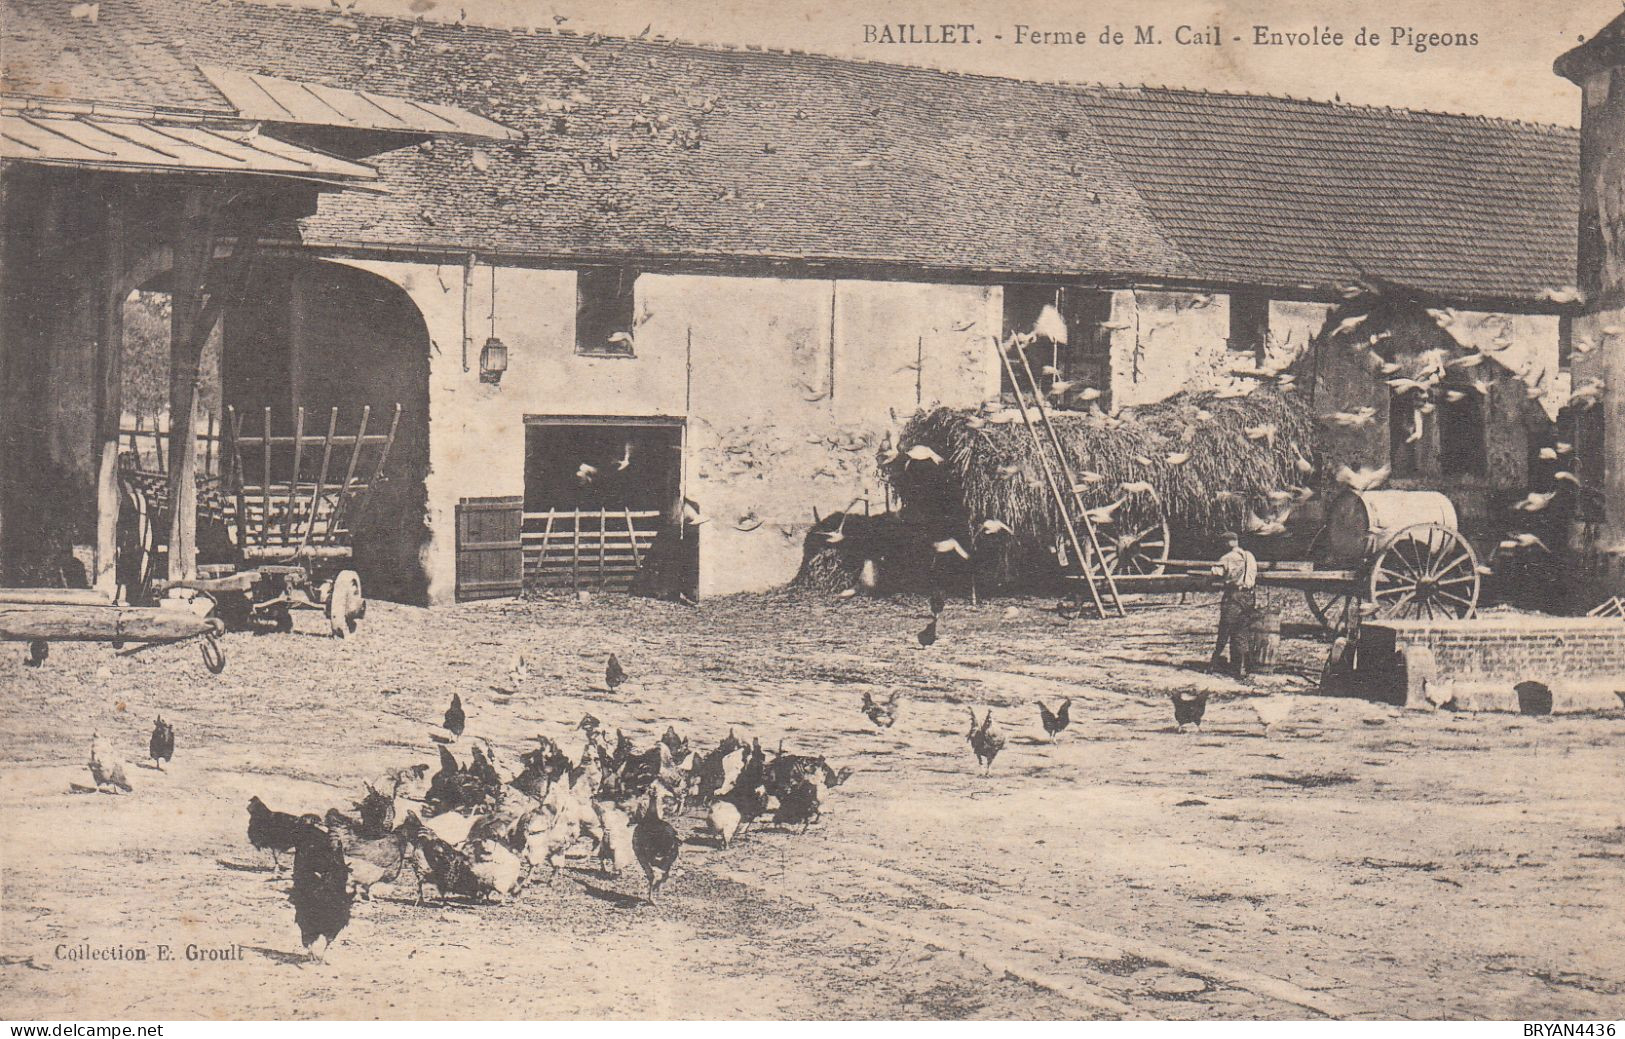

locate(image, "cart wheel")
[[200, 634, 227, 675], [1096, 503, 1171, 576], [326, 570, 364, 638], [1368, 522, 1480, 621]]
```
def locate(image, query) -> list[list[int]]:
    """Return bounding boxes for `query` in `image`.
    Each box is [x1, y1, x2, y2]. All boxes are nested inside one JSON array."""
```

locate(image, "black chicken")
[[631, 789, 679, 904], [860, 690, 901, 729], [425, 745, 500, 815], [149, 716, 175, 771], [443, 692, 465, 738], [247, 796, 321, 873], [290, 826, 353, 963], [399, 814, 493, 904], [916, 618, 938, 647], [1173, 691, 1210, 733], [772, 779, 822, 832], [659, 725, 689, 757], [606, 654, 627, 692], [722, 739, 770, 830], [966, 709, 1005, 774], [326, 783, 396, 840], [1037, 698, 1072, 742]]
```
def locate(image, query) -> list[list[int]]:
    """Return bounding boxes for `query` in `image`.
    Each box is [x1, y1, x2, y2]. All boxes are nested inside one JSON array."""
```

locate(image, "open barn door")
[[523, 417, 682, 593]]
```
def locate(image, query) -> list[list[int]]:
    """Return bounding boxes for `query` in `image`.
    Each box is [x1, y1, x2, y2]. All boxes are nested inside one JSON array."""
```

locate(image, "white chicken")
[[88, 733, 132, 794], [1251, 695, 1296, 734]]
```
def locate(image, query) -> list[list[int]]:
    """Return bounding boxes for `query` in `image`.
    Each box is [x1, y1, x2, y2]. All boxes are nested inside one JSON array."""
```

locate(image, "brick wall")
[[1358, 616, 1625, 713]]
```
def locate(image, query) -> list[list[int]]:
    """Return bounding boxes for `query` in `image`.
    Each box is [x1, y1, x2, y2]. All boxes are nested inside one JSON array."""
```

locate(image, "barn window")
[[1389, 392, 1422, 477], [1228, 291, 1269, 356], [1000, 284, 1112, 408], [1438, 392, 1487, 476], [1569, 404, 1606, 521], [575, 267, 637, 356]]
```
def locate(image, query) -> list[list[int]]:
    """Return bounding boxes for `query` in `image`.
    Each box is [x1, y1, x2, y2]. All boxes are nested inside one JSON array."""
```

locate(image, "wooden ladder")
[[992, 335, 1125, 619]]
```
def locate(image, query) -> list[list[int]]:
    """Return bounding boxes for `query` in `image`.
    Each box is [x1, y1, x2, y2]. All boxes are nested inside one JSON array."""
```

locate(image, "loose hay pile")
[[885, 388, 1325, 559]]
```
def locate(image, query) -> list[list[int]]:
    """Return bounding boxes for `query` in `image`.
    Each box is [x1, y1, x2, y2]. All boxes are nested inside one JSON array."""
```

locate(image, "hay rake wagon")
[[124, 404, 399, 636]]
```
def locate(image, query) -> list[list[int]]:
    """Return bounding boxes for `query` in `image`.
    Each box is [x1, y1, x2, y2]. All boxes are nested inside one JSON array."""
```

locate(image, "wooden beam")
[[164, 188, 215, 582], [0, 602, 214, 643], [93, 181, 126, 598]]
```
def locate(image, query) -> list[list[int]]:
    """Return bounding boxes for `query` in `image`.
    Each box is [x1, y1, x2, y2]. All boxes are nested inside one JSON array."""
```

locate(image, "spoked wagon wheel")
[[1095, 503, 1171, 576], [1367, 522, 1480, 621], [325, 569, 365, 638], [1301, 524, 1358, 634]]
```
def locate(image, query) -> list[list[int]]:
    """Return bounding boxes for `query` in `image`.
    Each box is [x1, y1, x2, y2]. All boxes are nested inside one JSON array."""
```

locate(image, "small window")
[[575, 267, 636, 356], [999, 284, 1111, 408], [1390, 392, 1422, 477], [1228, 292, 1269, 356]]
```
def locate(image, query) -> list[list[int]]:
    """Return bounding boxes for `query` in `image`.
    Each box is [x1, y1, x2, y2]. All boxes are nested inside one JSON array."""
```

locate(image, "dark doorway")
[[523, 417, 683, 592]]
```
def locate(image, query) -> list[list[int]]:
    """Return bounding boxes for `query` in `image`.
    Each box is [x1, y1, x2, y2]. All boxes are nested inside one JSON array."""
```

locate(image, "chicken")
[[860, 689, 901, 729], [916, 618, 938, 647], [719, 740, 770, 833], [1037, 698, 1072, 742], [1172, 691, 1209, 733], [247, 796, 319, 872], [290, 827, 352, 963], [772, 779, 822, 832], [631, 789, 680, 903], [425, 745, 500, 815], [469, 838, 525, 901], [442, 692, 465, 738], [1251, 695, 1296, 734], [695, 731, 746, 800], [400, 814, 493, 904], [148, 717, 174, 772], [592, 800, 637, 876], [321, 810, 416, 901], [88, 733, 132, 794], [966, 709, 1005, 774], [707, 799, 743, 849], [605, 654, 628, 691]]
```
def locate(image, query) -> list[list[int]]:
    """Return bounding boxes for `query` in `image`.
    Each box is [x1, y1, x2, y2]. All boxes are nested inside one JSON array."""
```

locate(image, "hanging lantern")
[[479, 265, 507, 384], [479, 335, 508, 384]]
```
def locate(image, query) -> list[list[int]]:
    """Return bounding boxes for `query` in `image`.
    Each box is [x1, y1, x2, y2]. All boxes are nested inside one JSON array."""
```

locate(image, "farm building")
[[0, 0, 1583, 607], [1556, 12, 1625, 602]]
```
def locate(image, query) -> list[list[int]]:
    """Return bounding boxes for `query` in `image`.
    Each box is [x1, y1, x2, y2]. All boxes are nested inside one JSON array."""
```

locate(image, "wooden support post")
[[93, 183, 126, 597], [165, 190, 215, 582]]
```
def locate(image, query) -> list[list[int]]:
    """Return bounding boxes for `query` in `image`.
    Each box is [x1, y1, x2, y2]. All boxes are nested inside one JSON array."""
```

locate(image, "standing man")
[[1211, 531, 1258, 679]]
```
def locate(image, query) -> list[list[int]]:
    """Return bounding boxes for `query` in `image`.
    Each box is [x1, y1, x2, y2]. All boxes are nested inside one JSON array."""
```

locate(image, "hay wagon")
[[121, 404, 399, 637]]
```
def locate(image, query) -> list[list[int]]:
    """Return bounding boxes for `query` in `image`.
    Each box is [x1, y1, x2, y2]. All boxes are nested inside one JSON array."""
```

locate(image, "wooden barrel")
[[1319, 490, 1458, 568], [1248, 607, 1282, 672]]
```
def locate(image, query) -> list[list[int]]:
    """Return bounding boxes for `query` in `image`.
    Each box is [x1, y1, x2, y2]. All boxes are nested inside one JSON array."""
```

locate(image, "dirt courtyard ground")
[[1, 588, 1622, 1020]]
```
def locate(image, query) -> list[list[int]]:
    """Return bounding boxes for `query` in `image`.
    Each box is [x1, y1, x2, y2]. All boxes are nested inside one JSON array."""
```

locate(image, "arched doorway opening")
[[114, 255, 432, 605]]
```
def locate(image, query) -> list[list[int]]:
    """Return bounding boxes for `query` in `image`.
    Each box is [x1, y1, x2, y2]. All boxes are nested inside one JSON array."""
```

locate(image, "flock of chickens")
[[77, 624, 1305, 964], [216, 654, 850, 962]]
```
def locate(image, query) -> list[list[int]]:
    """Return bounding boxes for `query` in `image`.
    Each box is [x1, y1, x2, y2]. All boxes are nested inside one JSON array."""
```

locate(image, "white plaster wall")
[[1109, 289, 1234, 408], [1442, 310, 1566, 420], [340, 260, 999, 601]]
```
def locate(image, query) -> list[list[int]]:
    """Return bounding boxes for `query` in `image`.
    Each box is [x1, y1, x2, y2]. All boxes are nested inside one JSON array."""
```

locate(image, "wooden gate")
[[456, 496, 523, 601], [522, 508, 661, 592]]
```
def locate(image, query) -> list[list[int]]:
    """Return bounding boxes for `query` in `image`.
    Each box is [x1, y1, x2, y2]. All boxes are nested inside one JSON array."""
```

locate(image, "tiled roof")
[[5, 0, 1582, 305], [0, 0, 230, 113], [1078, 88, 1579, 302]]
